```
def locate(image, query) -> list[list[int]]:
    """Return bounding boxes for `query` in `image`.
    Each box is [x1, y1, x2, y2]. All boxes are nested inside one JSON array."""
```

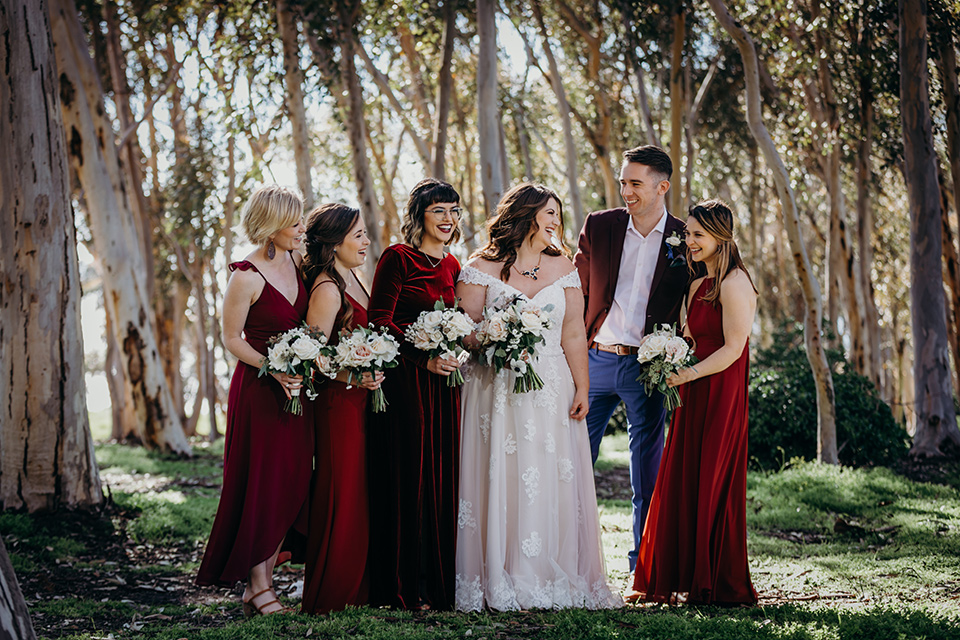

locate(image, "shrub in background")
[[749, 323, 909, 469]]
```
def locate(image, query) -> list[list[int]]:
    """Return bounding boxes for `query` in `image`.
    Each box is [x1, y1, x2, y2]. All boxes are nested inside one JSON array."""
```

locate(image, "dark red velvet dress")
[[367, 244, 462, 611], [196, 259, 313, 587], [632, 277, 757, 605], [302, 293, 370, 614]]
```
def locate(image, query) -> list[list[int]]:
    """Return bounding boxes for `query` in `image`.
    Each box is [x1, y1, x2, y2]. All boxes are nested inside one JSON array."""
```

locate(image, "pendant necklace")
[[421, 249, 443, 268], [514, 253, 543, 280]]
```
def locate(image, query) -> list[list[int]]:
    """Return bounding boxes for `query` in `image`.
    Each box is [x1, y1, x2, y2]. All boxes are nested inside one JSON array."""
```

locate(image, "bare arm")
[[667, 271, 756, 387], [560, 278, 590, 421], [222, 269, 302, 397], [455, 277, 487, 350], [307, 280, 382, 389]]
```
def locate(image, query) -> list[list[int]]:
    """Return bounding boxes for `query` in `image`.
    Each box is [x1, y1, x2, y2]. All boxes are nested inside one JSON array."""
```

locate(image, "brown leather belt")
[[591, 342, 639, 356]]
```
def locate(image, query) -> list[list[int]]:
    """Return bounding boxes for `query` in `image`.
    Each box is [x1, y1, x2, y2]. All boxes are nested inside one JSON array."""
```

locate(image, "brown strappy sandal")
[[242, 588, 285, 618]]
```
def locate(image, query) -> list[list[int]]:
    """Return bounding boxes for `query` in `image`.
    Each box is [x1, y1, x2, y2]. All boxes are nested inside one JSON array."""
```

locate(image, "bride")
[[454, 183, 621, 611]]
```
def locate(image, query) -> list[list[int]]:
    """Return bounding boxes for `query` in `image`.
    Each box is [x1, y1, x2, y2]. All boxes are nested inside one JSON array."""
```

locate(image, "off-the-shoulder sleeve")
[[556, 269, 582, 290], [458, 264, 497, 288]]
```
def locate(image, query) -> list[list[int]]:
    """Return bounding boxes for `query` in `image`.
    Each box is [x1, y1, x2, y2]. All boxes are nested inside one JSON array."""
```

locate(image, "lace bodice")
[[458, 264, 581, 358]]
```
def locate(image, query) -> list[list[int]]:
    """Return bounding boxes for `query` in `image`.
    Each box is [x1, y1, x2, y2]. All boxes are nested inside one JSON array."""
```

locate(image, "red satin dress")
[[632, 277, 757, 605], [302, 293, 370, 614], [367, 244, 462, 611], [196, 259, 313, 587]]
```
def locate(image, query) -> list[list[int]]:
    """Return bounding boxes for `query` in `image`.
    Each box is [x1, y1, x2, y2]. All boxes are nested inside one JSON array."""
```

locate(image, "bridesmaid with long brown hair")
[[300, 203, 383, 614], [367, 178, 464, 611]]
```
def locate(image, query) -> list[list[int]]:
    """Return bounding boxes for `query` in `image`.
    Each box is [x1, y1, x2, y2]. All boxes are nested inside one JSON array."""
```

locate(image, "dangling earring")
[[267, 239, 276, 260]]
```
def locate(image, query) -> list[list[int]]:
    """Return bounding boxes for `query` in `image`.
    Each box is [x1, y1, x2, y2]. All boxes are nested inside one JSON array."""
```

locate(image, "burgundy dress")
[[367, 244, 462, 611], [632, 277, 757, 605], [196, 259, 313, 587], [302, 292, 370, 614]]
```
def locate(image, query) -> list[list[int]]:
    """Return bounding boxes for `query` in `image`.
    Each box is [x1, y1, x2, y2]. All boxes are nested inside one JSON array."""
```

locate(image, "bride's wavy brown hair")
[[474, 183, 570, 282], [301, 203, 361, 330], [687, 199, 757, 305]]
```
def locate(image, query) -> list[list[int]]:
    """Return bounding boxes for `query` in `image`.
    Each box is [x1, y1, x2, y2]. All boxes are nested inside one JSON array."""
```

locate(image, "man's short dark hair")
[[622, 145, 672, 180]]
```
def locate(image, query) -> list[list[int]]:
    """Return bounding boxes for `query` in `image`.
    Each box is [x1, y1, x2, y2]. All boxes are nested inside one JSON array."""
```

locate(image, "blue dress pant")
[[586, 348, 666, 571]]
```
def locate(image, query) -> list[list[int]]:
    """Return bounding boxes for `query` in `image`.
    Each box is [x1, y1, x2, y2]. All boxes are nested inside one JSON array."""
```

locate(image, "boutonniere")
[[665, 231, 685, 267]]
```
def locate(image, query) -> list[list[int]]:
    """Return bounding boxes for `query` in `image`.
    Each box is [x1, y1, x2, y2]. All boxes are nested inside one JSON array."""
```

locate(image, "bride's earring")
[[267, 239, 276, 260]]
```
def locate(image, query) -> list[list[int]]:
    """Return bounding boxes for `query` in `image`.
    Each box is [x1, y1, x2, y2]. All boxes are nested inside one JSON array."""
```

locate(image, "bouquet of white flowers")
[[258, 324, 329, 415], [405, 300, 475, 387], [334, 324, 401, 412], [635, 324, 698, 411], [477, 295, 554, 394]]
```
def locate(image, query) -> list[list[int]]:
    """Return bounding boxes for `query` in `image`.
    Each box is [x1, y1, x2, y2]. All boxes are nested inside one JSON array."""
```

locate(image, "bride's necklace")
[[513, 253, 543, 280]]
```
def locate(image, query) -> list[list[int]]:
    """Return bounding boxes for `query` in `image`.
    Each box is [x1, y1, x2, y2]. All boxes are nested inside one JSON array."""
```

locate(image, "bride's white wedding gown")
[[455, 264, 622, 612]]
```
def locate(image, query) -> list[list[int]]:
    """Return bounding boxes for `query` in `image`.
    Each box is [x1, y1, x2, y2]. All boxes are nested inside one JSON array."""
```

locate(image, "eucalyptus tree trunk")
[[49, 0, 190, 455], [431, 0, 456, 179], [899, 0, 960, 457], [669, 4, 685, 216], [0, 539, 35, 640], [707, 0, 839, 464], [938, 171, 960, 397], [936, 28, 960, 267], [532, 0, 584, 230], [337, 0, 382, 278], [277, 0, 313, 208], [622, 11, 660, 147], [477, 0, 504, 217], [0, 0, 103, 511], [856, 14, 882, 389]]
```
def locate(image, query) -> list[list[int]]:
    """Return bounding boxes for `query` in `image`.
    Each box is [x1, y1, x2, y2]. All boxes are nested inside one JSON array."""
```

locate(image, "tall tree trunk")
[[477, 0, 504, 217], [105, 307, 136, 441], [0, 539, 36, 640], [622, 11, 659, 147], [935, 27, 960, 274], [337, 0, 382, 280], [431, 0, 456, 179], [707, 0, 839, 464], [513, 106, 534, 181], [276, 0, 313, 208], [50, 0, 191, 455], [899, 0, 960, 456], [939, 169, 960, 397], [669, 4, 685, 216], [532, 0, 584, 230], [1, 0, 103, 511], [856, 13, 882, 388]]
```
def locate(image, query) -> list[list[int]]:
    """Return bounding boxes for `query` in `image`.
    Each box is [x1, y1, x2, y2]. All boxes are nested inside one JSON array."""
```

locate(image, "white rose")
[[291, 336, 321, 361], [424, 310, 445, 328], [368, 334, 393, 356], [484, 316, 509, 342], [666, 234, 682, 247], [445, 312, 475, 339], [519, 311, 543, 334], [643, 334, 669, 356], [268, 344, 290, 371]]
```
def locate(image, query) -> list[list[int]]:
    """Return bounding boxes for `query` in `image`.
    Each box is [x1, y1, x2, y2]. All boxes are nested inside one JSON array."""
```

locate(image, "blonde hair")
[[240, 185, 304, 246]]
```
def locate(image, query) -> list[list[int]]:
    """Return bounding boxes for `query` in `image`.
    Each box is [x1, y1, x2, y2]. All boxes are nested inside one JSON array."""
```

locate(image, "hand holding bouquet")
[[258, 324, 329, 415], [636, 324, 698, 411], [335, 324, 400, 412], [477, 295, 554, 394], [405, 300, 475, 386]]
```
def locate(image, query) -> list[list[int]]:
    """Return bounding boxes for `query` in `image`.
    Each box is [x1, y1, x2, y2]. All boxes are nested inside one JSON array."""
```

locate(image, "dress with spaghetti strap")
[[302, 287, 370, 614], [631, 277, 757, 604], [196, 258, 313, 587]]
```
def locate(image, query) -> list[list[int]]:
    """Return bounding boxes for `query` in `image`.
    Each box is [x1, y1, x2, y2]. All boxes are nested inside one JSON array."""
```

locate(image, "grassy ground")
[[9, 431, 960, 639]]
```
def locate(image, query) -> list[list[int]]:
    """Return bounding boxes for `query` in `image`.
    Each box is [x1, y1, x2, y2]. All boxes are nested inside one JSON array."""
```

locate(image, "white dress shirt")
[[594, 209, 667, 347]]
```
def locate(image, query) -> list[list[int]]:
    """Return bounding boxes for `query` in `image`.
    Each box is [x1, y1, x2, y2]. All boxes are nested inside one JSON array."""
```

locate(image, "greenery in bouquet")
[[636, 324, 699, 411], [257, 324, 328, 415], [404, 299, 475, 386], [478, 295, 555, 393]]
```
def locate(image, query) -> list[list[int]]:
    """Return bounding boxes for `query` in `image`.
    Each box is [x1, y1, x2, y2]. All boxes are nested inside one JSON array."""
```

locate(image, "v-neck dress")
[[196, 259, 314, 587]]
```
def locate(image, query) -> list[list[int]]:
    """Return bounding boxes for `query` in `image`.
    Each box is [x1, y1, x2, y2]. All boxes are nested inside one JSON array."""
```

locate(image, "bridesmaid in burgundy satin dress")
[[631, 200, 759, 605], [196, 185, 312, 617], [300, 203, 383, 614], [368, 179, 464, 611]]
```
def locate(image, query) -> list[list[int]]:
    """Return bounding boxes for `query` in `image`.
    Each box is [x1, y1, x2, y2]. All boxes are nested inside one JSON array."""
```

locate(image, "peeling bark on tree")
[[0, 539, 36, 639], [276, 0, 313, 208], [49, 0, 190, 455], [899, 0, 960, 457], [707, 0, 839, 464], [0, 0, 103, 511], [477, 0, 504, 217]]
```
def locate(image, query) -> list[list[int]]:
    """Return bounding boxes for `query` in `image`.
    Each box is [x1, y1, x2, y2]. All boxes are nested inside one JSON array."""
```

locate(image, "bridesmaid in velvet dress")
[[300, 204, 383, 614], [630, 200, 759, 605], [368, 178, 464, 610], [196, 185, 312, 616]]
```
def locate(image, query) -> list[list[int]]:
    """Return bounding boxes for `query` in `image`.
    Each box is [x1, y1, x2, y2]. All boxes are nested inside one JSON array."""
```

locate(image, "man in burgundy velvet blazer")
[[574, 145, 691, 571]]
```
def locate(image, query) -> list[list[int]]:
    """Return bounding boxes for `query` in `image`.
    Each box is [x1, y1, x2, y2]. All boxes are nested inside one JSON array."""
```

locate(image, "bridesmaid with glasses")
[[367, 178, 464, 611]]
